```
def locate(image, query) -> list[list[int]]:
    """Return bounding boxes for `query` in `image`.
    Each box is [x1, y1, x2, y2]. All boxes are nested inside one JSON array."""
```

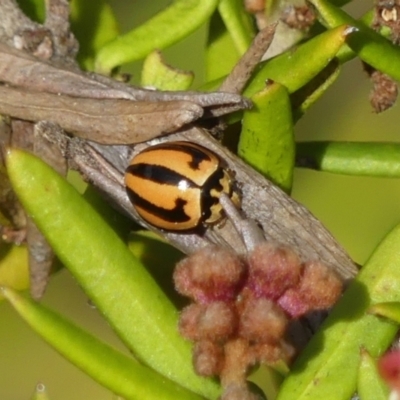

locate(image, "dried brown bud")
[[193, 340, 224, 377], [281, 5, 316, 31], [247, 243, 301, 300], [253, 340, 295, 365], [369, 69, 398, 113], [367, 2, 400, 112], [373, 1, 400, 43], [179, 302, 237, 341], [174, 246, 245, 303]]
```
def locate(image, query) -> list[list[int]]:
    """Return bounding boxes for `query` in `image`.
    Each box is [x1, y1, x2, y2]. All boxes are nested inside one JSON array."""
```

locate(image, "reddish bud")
[[221, 339, 252, 387], [174, 246, 245, 303], [193, 340, 224, 377], [247, 243, 301, 300], [300, 261, 342, 308], [253, 341, 295, 365], [239, 295, 288, 343], [278, 261, 342, 317], [175, 241, 342, 398], [277, 289, 309, 318], [179, 302, 237, 341], [379, 349, 400, 392]]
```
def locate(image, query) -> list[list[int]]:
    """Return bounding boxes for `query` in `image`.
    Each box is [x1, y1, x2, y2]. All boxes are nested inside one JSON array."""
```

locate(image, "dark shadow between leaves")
[[295, 141, 331, 171]]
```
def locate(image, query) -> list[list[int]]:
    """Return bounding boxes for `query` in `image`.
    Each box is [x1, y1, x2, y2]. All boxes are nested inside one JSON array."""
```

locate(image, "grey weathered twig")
[[219, 24, 277, 93]]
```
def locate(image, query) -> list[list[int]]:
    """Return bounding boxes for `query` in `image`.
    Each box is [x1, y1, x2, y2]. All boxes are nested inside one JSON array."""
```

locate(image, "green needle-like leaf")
[[70, 0, 120, 70], [206, 13, 241, 81], [277, 220, 400, 400], [358, 348, 390, 400], [0, 244, 29, 300], [202, 24, 352, 96], [218, 0, 255, 55], [309, 0, 400, 81], [95, 0, 219, 74], [243, 24, 353, 96], [141, 50, 194, 90], [296, 142, 400, 178], [6, 149, 220, 400], [370, 302, 400, 324], [292, 61, 341, 121], [17, 0, 45, 22], [3, 288, 205, 400], [239, 83, 294, 192]]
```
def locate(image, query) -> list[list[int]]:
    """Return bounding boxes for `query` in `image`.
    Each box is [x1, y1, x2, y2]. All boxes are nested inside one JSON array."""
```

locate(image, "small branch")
[[219, 23, 277, 93]]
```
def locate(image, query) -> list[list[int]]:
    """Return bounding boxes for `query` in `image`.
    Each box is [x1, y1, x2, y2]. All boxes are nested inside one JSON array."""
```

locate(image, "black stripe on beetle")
[[126, 163, 197, 188], [149, 141, 213, 170], [126, 186, 192, 224]]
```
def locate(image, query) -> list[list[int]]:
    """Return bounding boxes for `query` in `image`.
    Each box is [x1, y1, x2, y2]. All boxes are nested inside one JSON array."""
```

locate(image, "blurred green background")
[[2, 0, 400, 399]]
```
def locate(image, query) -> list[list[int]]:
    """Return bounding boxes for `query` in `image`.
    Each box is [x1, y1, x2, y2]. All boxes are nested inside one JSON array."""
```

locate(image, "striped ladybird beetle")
[[125, 141, 240, 231]]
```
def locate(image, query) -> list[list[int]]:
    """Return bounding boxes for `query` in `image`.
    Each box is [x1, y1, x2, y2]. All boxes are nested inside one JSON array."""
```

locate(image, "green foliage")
[[0, 244, 29, 301], [6, 149, 219, 400], [296, 142, 400, 177], [94, 0, 220, 74], [3, 286, 206, 400], [141, 51, 194, 90], [217, 0, 255, 55], [277, 221, 400, 399], [239, 83, 294, 192], [310, 0, 400, 79]]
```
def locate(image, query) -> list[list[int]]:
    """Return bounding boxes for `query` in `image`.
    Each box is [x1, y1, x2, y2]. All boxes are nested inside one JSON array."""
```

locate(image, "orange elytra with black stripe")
[[125, 141, 240, 231]]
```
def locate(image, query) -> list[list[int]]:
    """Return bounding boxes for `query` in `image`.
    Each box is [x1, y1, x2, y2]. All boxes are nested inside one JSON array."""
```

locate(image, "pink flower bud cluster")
[[174, 243, 343, 399]]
